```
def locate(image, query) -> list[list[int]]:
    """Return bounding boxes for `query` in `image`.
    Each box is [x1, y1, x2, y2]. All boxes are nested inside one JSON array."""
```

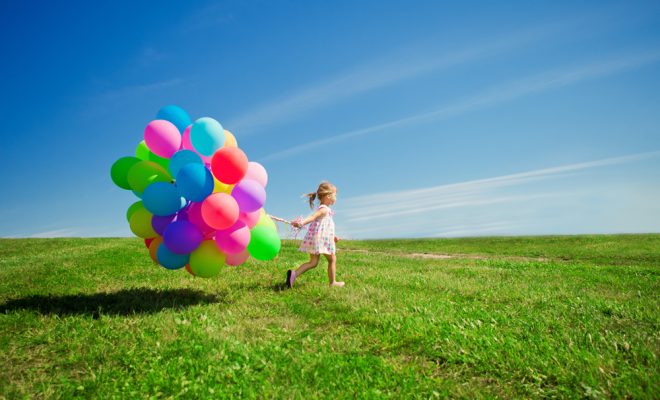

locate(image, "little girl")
[[286, 181, 344, 288]]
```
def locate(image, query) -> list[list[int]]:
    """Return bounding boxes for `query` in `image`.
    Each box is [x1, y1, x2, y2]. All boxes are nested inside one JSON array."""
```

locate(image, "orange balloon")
[[148, 237, 163, 264], [184, 264, 196, 276]]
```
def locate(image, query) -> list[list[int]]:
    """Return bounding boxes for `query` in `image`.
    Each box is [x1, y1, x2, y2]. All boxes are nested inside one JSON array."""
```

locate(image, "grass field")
[[1, 235, 658, 399]]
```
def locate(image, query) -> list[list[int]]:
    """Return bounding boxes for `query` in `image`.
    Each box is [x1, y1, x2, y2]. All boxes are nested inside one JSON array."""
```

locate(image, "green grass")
[[1, 235, 658, 399]]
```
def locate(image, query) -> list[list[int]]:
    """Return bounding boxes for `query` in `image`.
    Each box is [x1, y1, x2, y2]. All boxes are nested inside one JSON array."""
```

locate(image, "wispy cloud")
[[28, 228, 81, 238], [97, 78, 184, 103], [259, 50, 660, 163], [338, 151, 660, 238], [179, 3, 235, 33], [230, 22, 576, 133]]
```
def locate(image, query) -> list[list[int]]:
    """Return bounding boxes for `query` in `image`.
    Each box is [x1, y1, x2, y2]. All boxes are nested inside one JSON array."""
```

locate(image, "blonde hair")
[[304, 181, 336, 209]]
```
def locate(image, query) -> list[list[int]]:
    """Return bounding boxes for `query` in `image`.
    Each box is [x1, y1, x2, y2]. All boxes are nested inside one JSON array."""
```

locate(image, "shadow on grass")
[[0, 288, 227, 317]]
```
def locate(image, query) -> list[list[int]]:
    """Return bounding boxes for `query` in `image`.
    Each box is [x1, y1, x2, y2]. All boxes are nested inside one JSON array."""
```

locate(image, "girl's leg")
[[295, 254, 320, 276], [324, 254, 344, 287]]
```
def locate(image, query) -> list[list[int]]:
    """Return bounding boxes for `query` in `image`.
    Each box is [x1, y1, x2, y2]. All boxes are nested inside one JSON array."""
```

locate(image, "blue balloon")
[[190, 117, 225, 156], [156, 105, 192, 134], [176, 163, 214, 202], [142, 182, 186, 216], [156, 243, 189, 270], [169, 150, 202, 178]]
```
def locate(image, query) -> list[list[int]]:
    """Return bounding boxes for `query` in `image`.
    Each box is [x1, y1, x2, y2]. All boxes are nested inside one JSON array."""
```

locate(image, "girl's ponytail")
[[305, 192, 317, 209]]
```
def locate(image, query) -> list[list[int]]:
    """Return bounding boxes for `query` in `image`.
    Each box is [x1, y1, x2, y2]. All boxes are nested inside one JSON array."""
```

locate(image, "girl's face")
[[323, 190, 337, 206]]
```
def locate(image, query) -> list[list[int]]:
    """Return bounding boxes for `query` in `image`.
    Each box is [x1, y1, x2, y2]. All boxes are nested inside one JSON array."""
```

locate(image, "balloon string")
[[268, 214, 304, 239]]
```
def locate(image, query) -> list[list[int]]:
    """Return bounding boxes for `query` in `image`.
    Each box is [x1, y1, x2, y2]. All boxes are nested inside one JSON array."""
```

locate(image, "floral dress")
[[299, 205, 335, 255]]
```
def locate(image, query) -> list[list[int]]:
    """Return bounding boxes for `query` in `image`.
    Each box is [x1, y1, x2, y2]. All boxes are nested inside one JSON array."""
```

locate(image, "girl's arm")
[[292, 208, 328, 228]]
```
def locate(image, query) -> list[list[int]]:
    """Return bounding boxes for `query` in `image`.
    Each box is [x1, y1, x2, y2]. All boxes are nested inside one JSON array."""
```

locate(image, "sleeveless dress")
[[299, 205, 336, 255]]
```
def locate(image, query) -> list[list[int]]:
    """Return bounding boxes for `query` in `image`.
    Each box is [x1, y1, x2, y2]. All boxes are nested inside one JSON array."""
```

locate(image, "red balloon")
[[145, 238, 154, 248], [201, 193, 239, 230], [211, 147, 248, 184]]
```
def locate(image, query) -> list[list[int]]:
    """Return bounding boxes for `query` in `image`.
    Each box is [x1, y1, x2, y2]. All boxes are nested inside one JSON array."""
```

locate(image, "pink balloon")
[[182, 125, 212, 163], [245, 162, 268, 187], [201, 193, 239, 230], [226, 249, 250, 266], [239, 209, 261, 228], [215, 221, 250, 254], [144, 120, 181, 158]]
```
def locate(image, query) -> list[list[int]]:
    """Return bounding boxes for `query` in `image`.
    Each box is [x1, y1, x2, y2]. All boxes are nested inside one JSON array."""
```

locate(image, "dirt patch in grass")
[[342, 248, 548, 262]]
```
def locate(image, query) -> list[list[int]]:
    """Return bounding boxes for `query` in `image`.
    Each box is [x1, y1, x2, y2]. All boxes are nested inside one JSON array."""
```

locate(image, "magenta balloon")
[[182, 125, 212, 163], [232, 179, 266, 213], [226, 249, 250, 266], [215, 221, 250, 254], [144, 120, 181, 158], [163, 220, 203, 254], [239, 209, 261, 229], [187, 202, 215, 235], [245, 162, 268, 187], [181, 125, 193, 150]]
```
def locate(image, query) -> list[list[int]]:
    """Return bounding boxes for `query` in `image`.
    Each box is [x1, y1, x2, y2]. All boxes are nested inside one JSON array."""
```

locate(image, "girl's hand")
[[334, 236, 340, 243], [292, 221, 302, 228]]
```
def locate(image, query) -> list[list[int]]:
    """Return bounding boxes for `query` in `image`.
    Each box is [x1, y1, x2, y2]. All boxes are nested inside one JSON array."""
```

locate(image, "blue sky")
[[1, 0, 659, 239]]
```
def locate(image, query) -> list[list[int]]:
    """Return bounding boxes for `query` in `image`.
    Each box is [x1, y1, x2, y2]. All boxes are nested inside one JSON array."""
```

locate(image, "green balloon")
[[111, 156, 141, 190], [190, 241, 225, 278], [126, 201, 143, 222], [129, 207, 157, 238], [148, 151, 170, 171], [248, 225, 281, 261], [135, 141, 150, 160], [127, 160, 172, 194]]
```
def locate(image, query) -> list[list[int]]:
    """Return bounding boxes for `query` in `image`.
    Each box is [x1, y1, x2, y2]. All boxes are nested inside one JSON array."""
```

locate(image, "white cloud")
[[259, 50, 660, 163], [28, 228, 81, 238], [338, 151, 660, 238], [230, 22, 574, 133]]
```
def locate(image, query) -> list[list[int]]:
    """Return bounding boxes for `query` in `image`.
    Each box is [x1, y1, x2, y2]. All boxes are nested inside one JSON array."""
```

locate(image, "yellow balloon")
[[190, 240, 226, 278], [224, 130, 237, 147], [213, 177, 234, 194]]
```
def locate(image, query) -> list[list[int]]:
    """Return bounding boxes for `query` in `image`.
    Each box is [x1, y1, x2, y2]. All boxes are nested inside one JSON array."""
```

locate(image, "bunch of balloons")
[[110, 105, 281, 278]]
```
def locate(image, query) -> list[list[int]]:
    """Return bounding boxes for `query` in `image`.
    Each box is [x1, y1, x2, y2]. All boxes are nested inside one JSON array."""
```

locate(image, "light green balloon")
[[127, 160, 172, 194], [190, 240, 225, 278], [255, 210, 276, 230], [111, 156, 141, 190], [135, 141, 150, 160], [129, 207, 157, 238], [126, 201, 143, 222], [248, 225, 281, 261]]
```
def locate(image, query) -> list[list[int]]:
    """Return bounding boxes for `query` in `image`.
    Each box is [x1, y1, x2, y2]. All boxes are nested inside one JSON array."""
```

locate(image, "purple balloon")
[[152, 214, 177, 236], [151, 211, 189, 236], [163, 220, 203, 254], [231, 179, 266, 212]]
